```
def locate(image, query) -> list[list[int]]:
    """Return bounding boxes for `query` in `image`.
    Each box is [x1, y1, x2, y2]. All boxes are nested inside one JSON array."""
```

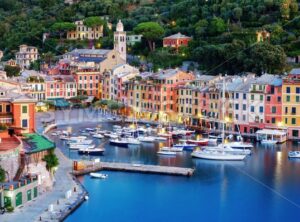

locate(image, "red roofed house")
[[163, 33, 192, 49]]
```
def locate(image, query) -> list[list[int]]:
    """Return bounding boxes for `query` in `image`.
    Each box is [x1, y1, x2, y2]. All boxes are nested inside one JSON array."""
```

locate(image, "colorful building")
[[74, 68, 100, 97], [282, 69, 300, 139], [163, 33, 192, 49], [15, 45, 39, 69], [0, 86, 36, 134], [67, 20, 104, 40]]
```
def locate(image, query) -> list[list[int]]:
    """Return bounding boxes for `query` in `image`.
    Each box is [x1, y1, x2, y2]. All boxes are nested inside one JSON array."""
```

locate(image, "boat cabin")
[[256, 129, 287, 143]]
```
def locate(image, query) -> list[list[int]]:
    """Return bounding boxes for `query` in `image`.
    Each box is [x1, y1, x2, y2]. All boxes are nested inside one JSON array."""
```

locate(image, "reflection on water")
[[48, 122, 300, 222]]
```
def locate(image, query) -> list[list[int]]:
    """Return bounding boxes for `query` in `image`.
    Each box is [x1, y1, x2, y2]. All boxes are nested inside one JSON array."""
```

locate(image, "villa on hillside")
[[163, 33, 192, 49]]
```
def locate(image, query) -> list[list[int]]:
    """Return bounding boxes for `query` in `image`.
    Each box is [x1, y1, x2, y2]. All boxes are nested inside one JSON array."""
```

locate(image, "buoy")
[[84, 195, 89, 200]]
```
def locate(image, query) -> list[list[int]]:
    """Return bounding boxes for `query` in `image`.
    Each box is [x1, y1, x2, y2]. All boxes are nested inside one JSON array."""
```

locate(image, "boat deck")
[[73, 161, 194, 177]]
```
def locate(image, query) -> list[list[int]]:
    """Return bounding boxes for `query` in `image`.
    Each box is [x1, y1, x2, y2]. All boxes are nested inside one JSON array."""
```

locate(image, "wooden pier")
[[73, 161, 195, 177]]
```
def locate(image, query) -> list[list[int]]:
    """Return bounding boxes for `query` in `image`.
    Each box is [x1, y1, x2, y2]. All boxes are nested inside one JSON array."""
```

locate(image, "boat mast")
[[222, 75, 226, 149]]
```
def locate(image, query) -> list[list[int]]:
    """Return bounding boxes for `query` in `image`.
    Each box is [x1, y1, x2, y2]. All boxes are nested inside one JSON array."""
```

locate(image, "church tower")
[[114, 20, 127, 62]]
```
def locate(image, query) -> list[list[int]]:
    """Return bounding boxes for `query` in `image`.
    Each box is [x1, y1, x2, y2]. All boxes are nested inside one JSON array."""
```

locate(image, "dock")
[[73, 161, 194, 177]]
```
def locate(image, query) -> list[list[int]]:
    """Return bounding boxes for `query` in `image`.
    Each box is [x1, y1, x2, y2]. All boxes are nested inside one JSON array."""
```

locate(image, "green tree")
[[208, 17, 227, 35], [42, 150, 59, 177], [50, 22, 76, 41], [0, 165, 5, 182], [195, 19, 209, 37], [4, 65, 21, 77], [134, 22, 164, 51], [247, 42, 287, 74]]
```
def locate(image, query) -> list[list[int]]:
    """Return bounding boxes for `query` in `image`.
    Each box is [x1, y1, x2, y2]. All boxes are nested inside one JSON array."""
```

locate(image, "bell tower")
[[114, 20, 126, 62]]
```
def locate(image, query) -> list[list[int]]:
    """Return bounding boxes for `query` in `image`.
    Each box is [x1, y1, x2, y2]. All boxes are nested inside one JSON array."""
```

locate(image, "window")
[[260, 95, 263, 101], [22, 119, 28, 128], [296, 96, 300, 102], [251, 95, 254, 100], [272, 107, 276, 113], [22, 106, 27, 114], [292, 118, 296, 125], [267, 96, 271, 102], [271, 118, 276, 124], [235, 93, 239, 99], [259, 106, 264, 113], [286, 87, 290, 93], [286, 95, 290, 102], [250, 106, 254, 112], [235, 104, 239, 110], [277, 96, 281, 102], [292, 107, 296, 114], [243, 94, 246, 100], [6, 105, 10, 113], [235, 114, 239, 120], [243, 104, 246, 111], [296, 87, 300, 94]]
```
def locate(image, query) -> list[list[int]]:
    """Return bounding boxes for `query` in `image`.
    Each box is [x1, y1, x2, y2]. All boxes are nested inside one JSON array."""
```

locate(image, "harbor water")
[[48, 122, 300, 222]]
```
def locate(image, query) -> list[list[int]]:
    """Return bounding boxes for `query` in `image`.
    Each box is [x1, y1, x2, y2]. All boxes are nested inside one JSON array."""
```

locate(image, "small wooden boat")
[[90, 173, 108, 179]]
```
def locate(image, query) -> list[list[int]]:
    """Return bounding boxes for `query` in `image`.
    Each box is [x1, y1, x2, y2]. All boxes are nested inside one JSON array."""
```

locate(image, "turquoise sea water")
[[49, 122, 300, 222]]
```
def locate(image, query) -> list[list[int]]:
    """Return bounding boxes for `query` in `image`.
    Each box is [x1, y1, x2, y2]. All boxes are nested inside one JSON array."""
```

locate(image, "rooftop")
[[0, 137, 21, 152], [164, 32, 191, 40], [290, 68, 300, 75], [67, 48, 111, 56], [23, 133, 55, 154]]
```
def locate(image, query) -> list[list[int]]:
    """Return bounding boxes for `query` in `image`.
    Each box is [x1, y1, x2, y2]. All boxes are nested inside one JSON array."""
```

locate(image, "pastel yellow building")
[[282, 71, 300, 138]]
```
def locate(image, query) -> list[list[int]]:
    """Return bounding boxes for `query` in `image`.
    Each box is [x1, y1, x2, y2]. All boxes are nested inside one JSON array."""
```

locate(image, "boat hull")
[[191, 151, 246, 161]]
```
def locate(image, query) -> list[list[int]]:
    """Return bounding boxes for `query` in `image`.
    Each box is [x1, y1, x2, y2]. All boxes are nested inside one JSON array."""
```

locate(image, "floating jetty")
[[73, 161, 194, 177]]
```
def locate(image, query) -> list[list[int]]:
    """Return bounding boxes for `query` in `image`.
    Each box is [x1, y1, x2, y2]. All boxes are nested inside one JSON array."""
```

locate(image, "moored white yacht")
[[138, 136, 156, 142], [191, 149, 247, 160], [93, 134, 104, 139], [288, 151, 300, 158], [109, 138, 129, 147], [161, 147, 183, 152], [203, 144, 251, 155]]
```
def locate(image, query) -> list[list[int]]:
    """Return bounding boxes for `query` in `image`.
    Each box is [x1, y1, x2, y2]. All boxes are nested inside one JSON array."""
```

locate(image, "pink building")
[[74, 68, 100, 97], [264, 79, 283, 128], [45, 76, 77, 99]]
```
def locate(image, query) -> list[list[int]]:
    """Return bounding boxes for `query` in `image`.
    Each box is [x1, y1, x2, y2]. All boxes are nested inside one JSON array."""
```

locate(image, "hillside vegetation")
[[0, 0, 299, 74]]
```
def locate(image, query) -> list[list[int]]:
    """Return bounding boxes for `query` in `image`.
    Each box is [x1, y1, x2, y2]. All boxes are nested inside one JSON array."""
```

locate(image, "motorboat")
[[191, 149, 247, 161], [209, 134, 222, 142], [203, 144, 251, 155], [161, 147, 183, 152], [126, 138, 141, 145], [157, 150, 177, 156], [78, 147, 104, 155], [110, 138, 129, 147], [261, 139, 277, 145], [157, 133, 172, 138], [69, 144, 95, 150], [138, 136, 156, 142], [225, 142, 253, 150], [173, 142, 197, 150], [153, 136, 168, 141], [187, 139, 209, 146], [90, 173, 108, 179], [288, 151, 300, 158], [208, 138, 218, 145], [85, 128, 95, 132], [66, 136, 87, 143], [113, 125, 122, 129], [68, 139, 93, 145], [93, 134, 104, 139]]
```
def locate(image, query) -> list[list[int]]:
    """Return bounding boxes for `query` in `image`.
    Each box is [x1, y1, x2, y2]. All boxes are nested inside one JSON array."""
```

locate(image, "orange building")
[[0, 86, 36, 134]]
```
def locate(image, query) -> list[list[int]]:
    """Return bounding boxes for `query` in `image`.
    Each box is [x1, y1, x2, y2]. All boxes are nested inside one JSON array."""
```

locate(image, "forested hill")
[[0, 0, 299, 74]]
